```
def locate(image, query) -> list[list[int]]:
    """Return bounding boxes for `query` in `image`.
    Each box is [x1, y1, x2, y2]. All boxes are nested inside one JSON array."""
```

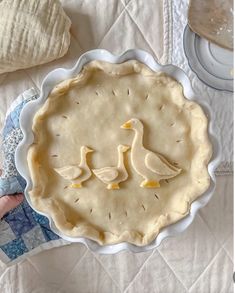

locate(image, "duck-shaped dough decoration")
[[92, 145, 130, 190], [54, 146, 93, 188], [121, 118, 181, 188]]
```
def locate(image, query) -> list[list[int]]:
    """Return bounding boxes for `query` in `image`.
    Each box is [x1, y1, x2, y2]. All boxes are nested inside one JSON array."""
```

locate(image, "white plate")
[[184, 25, 234, 92], [15, 49, 221, 254]]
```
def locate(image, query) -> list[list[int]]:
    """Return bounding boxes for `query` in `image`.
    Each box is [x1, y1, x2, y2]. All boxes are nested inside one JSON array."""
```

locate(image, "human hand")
[[0, 193, 24, 219], [0, 169, 24, 219]]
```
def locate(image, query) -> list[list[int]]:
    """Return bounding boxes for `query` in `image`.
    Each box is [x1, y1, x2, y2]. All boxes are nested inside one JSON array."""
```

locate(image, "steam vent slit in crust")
[[27, 60, 212, 246]]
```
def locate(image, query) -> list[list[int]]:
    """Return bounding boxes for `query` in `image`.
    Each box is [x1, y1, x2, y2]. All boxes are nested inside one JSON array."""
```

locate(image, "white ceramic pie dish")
[[15, 49, 220, 253]]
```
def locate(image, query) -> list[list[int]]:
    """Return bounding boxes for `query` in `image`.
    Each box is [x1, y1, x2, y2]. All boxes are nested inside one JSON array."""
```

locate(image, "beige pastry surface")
[[27, 60, 212, 246]]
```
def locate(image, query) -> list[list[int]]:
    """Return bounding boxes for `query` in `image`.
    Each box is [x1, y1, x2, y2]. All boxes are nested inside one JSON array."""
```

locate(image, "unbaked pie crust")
[[27, 60, 212, 246]]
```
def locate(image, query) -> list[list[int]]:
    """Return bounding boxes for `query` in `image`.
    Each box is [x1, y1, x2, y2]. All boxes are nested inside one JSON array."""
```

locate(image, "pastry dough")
[[27, 60, 212, 246]]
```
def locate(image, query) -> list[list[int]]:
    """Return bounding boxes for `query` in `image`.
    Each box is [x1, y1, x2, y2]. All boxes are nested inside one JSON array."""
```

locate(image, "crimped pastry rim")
[[15, 49, 221, 253]]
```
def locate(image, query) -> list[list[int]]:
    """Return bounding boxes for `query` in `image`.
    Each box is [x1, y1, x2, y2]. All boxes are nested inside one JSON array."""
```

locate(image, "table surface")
[[0, 175, 233, 293], [0, 0, 233, 292]]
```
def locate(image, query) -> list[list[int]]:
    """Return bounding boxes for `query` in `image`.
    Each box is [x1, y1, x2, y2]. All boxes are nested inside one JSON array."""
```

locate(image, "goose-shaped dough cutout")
[[54, 146, 93, 188], [92, 145, 130, 190], [121, 118, 181, 188]]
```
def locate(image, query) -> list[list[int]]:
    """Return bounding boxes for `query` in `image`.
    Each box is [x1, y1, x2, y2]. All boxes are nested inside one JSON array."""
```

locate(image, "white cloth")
[[172, 0, 233, 174], [0, 175, 233, 292], [0, 0, 232, 173], [0, 0, 233, 292], [0, 0, 71, 74]]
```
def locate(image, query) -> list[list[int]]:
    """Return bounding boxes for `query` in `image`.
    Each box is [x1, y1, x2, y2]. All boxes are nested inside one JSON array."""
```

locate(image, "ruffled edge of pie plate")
[[15, 49, 221, 254]]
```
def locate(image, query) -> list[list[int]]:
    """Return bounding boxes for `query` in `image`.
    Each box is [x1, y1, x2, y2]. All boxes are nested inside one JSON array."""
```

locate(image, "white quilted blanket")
[[0, 0, 233, 292]]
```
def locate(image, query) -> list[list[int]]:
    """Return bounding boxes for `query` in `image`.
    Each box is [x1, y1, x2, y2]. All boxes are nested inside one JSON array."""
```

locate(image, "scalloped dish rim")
[[15, 49, 221, 254]]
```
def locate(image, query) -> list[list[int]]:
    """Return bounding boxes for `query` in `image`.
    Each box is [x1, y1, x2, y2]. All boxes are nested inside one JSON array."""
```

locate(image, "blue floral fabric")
[[0, 89, 60, 263]]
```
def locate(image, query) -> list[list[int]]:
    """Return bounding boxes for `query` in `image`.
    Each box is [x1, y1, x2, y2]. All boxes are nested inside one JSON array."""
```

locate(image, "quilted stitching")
[[172, 0, 233, 174], [0, 1, 233, 292], [0, 90, 61, 263], [0, 0, 71, 74]]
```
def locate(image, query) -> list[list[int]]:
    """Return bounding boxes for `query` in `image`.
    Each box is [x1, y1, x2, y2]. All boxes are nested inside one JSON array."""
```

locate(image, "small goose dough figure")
[[54, 146, 93, 188], [92, 145, 130, 190], [121, 118, 181, 188]]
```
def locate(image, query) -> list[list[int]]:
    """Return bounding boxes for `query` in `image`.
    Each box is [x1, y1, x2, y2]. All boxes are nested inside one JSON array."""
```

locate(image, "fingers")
[[0, 194, 24, 219]]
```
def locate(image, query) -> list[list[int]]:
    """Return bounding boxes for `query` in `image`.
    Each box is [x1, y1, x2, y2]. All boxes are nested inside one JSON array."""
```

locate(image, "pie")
[[27, 60, 212, 246]]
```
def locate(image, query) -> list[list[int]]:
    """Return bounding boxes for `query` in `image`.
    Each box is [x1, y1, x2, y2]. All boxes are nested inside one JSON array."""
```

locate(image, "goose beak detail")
[[86, 147, 94, 153], [123, 145, 130, 152], [121, 121, 132, 129]]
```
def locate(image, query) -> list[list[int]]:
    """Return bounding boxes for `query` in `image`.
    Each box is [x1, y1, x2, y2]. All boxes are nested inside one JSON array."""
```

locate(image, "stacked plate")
[[184, 25, 233, 92], [184, 0, 233, 92]]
